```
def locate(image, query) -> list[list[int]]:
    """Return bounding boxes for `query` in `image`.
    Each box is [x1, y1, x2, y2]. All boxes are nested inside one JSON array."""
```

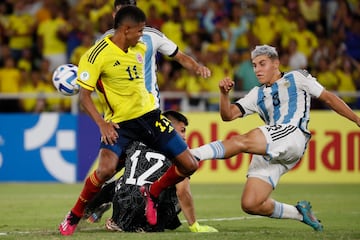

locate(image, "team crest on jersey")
[[136, 53, 143, 64], [80, 71, 90, 81], [284, 80, 290, 88]]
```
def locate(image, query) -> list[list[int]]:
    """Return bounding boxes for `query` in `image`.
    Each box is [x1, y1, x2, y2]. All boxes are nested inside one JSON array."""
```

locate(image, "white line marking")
[[181, 216, 262, 223]]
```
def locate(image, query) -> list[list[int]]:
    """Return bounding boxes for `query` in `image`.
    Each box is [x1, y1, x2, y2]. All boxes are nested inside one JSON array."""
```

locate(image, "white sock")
[[270, 201, 303, 221], [190, 141, 225, 160]]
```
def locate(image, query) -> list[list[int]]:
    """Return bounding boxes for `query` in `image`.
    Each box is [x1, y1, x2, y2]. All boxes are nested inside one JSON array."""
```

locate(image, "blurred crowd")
[[0, 0, 359, 113]]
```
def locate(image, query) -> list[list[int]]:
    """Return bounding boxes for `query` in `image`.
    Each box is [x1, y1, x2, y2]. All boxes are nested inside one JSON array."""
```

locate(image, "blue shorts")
[[100, 109, 188, 160]]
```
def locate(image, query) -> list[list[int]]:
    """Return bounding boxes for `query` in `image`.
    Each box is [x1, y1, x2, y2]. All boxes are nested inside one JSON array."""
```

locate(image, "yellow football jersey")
[[77, 36, 155, 123]]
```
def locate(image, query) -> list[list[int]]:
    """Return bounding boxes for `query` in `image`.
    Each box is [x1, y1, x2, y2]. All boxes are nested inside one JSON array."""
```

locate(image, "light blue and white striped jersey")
[[235, 70, 324, 134], [99, 27, 178, 109]]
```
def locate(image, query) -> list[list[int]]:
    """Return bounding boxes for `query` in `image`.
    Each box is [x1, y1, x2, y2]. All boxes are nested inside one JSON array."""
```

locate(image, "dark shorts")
[[100, 109, 188, 160]]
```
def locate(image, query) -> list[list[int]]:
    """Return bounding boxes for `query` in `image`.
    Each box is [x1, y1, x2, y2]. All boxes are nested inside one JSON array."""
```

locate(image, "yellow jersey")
[[77, 36, 155, 123]]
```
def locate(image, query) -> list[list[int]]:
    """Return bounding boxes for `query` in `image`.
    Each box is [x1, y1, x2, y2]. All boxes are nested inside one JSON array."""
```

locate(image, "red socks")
[[150, 165, 185, 198], [71, 171, 103, 217]]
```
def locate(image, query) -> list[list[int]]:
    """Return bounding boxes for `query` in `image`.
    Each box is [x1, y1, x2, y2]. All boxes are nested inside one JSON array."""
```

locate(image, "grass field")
[[0, 183, 359, 240]]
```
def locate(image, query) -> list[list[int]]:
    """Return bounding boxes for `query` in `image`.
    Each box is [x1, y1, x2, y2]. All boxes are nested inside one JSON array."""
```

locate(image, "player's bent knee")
[[179, 161, 198, 176], [241, 198, 258, 215], [174, 151, 199, 176], [96, 167, 116, 181], [176, 158, 198, 177]]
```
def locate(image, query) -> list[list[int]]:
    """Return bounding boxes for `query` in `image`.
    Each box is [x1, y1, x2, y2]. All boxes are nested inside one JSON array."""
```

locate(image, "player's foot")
[[189, 221, 218, 232], [59, 211, 80, 236], [85, 202, 111, 223], [140, 184, 158, 225], [295, 200, 323, 231], [105, 218, 123, 232]]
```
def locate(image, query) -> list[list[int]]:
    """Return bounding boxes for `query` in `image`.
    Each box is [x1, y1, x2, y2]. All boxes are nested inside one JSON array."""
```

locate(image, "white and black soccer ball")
[[52, 64, 80, 96]]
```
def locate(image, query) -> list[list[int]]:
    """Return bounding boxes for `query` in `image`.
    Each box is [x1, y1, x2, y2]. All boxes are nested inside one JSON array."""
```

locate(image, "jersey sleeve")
[[144, 27, 178, 57], [76, 46, 102, 91], [235, 87, 260, 117], [292, 70, 324, 98]]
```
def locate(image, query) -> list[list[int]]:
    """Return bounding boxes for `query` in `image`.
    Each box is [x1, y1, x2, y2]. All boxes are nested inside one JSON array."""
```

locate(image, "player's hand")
[[189, 221, 218, 232], [219, 77, 234, 94], [100, 120, 119, 145], [196, 65, 211, 78]]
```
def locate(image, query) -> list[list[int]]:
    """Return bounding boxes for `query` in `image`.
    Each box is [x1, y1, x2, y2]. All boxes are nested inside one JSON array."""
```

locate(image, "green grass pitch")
[[0, 183, 359, 240]]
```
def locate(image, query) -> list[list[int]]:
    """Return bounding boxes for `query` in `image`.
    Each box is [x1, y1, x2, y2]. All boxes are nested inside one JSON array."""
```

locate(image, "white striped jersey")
[[99, 27, 178, 109], [235, 70, 324, 135]]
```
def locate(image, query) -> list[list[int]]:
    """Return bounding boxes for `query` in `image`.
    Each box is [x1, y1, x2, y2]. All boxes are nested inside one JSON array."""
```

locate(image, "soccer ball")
[[52, 64, 80, 96]]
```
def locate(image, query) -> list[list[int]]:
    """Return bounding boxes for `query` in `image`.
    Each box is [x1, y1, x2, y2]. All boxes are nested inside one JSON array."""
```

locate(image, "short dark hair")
[[163, 110, 188, 126], [113, 5, 145, 29], [114, 0, 136, 8]]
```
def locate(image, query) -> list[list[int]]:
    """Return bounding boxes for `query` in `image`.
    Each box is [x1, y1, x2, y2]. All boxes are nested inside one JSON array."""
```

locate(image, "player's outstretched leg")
[[58, 211, 81, 236], [140, 184, 158, 225], [295, 200, 323, 231]]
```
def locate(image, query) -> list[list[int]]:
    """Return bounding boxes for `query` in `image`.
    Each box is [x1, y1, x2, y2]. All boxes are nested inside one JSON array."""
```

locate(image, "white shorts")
[[247, 124, 310, 188]]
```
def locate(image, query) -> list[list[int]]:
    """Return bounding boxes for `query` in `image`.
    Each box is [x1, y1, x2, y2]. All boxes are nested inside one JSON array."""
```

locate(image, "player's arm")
[[219, 77, 243, 121], [175, 178, 218, 232], [318, 89, 360, 127], [78, 88, 105, 128], [148, 27, 210, 78], [78, 88, 119, 145], [173, 50, 211, 78], [175, 178, 195, 225]]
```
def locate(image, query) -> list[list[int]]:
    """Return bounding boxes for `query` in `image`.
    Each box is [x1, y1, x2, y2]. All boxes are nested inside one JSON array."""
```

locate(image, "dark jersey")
[[112, 141, 181, 232]]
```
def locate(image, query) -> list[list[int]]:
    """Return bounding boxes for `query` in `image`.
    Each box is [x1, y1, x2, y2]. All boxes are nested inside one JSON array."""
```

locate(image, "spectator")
[[344, 14, 360, 61], [17, 48, 33, 73], [203, 29, 232, 111], [334, 55, 359, 108], [37, 58, 62, 112], [70, 33, 93, 65], [278, 2, 300, 50], [146, 3, 164, 30], [298, 0, 321, 32], [174, 68, 208, 111], [287, 38, 308, 70], [316, 57, 338, 91], [36, 3, 69, 71], [0, 44, 12, 67], [34, 0, 52, 24], [233, 50, 258, 91], [183, 32, 206, 64], [0, 56, 22, 112], [202, 0, 225, 35], [311, 36, 331, 68], [279, 49, 291, 73], [87, 0, 112, 33], [6, 2, 36, 62], [161, 7, 187, 51], [251, 1, 280, 46], [325, 0, 339, 36], [20, 69, 53, 112], [331, 0, 352, 38], [227, 2, 250, 53], [290, 16, 319, 59], [66, 11, 86, 63]]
